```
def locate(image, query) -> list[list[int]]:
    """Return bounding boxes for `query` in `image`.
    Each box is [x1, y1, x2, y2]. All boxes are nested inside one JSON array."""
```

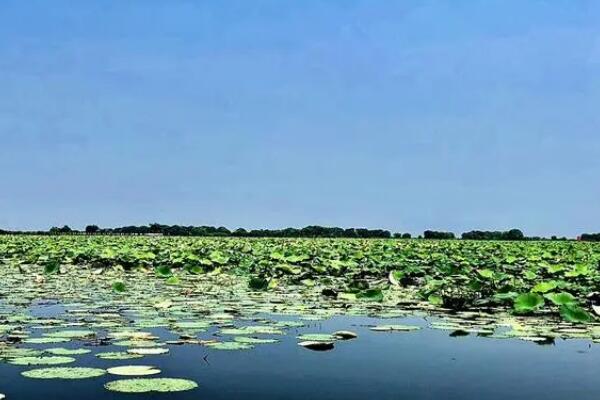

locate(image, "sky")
[[0, 0, 599, 237]]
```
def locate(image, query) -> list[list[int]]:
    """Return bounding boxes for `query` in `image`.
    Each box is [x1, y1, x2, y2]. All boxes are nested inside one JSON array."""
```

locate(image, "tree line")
[[580, 233, 600, 242], [0, 224, 594, 240]]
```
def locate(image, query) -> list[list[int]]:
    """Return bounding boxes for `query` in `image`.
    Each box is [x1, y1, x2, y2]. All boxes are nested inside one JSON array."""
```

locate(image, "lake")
[[1, 307, 599, 400]]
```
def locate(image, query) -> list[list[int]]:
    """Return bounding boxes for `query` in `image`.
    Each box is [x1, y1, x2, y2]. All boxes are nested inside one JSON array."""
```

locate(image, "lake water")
[[1, 309, 599, 400]]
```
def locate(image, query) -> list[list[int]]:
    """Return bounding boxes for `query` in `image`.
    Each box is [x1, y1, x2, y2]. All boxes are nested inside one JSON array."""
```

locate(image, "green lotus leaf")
[[107, 365, 161, 376], [22, 367, 106, 379], [297, 334, 336, 342], [389, 270, 404, 286], [165, 276, 180, 285], [370, 324, 421, 332], [127, 348, 169, 355], [531, 281, 558, 293], [44, 330, 95, 339], [333, 330, 358, 340], [43, 261, 60, 275], [104, 378, 198, 393], [112, 281, 126, 292], [45, 348, 91, 356], [560, 305, 593, 323], [23, 337, 71, 344], [298, 341, 334, 351], [205, 341, 254, 350], [233, 337, 279, 344], [477, 269, 495, 279], [155, 265, 173, 278], [428, 294, 443, 306], [356, 288, 384, 302], [544, 292, 577, 306], [96, 351, 143, 360], [513, 293, 545, 314], [9, 356, 75, 366]]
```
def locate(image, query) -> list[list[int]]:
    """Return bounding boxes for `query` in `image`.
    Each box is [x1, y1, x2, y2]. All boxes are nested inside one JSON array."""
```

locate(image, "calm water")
[[1, 307, 599, 400]]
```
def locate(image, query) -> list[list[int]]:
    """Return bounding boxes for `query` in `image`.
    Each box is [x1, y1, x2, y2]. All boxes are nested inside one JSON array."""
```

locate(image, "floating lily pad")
[[44, 330, 95, 339], [234, 337, 279, 344], [370, 324, 421, 332], [23, 337, 70, 344], [206, 341, 253, 350], [544, 292, 577, 306], [298, 341, 335, 351], [96, 351, 143, 360], [45, 348, 91, 356], [104, 378, 198, 393], [22, 367, 106, 379], [0, 348, 44, 358], [127, 348, 169, 355], [107, 365, 161, 376], [114, 340, 163, 347], [221, 326, 283, 336], [172, 321, 210, 330], [297, 334, 336, 342], [9, 356, 76, 366], [333, 330, 358, 340]]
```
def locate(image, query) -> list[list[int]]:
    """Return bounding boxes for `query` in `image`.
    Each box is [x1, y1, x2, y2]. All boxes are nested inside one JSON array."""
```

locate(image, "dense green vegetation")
[[1, 236, 600, 322]]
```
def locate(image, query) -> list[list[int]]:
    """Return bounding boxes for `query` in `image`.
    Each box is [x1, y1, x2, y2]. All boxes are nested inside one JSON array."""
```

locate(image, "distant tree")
[[85, 225, 100, 234], [402, 233, 412, 239], [581, 233, 600, 242], [424, 230, 455, 239], [462, 229, 524, 241], [232, 228, 248, 237], [504, 229, 524, 240]]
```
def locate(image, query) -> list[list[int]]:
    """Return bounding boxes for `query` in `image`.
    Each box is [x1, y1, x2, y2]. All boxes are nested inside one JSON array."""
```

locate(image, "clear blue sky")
[[1, 1, 599, 236]]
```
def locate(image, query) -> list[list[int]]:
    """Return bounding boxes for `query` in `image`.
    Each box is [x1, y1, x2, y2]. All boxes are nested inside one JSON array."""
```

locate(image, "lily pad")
[[560, 305, 593, 323], [513, 293, 545, 314], [104, 378, 198, 393], [298, 341, 334, 351], [23, 337, 70, 344], [234, 337, 279, 344], [544, 292, 577, 306], [206, 341, 253, 350], [9, 356, 76, 366], [107, 365, 161, 376], [370, 324, 421, 332], [22, 367, 106, 379], [127, 348, 169, 355], [96, 351, 143, 360], [45, 348, 91, 356], [297, 334, 336, 342], [44, 330, 95, 339], [333, 330, 358, 340]]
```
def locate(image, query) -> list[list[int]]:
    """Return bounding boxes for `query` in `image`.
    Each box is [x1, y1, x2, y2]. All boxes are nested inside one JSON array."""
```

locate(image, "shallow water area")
[[1, 269, 600, 399], [2, 312, 600, 400]]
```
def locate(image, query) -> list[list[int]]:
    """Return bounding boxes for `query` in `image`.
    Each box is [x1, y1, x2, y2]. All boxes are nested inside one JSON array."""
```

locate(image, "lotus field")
[[2, 236, 600, 318], [1, 235, 600, 396]]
